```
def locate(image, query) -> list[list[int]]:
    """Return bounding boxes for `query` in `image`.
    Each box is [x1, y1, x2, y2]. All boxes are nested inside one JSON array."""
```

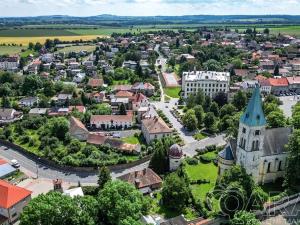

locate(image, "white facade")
[[182, 71, 230, 98], [236, 123, 265, 182], [0, 57, 19, 71]]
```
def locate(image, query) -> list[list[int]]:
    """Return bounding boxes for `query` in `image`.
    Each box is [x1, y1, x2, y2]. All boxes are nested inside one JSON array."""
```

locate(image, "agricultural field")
[[0, 28, 77, 37], [0, 45, 25, 55], [0, 35, 101, 46], [56, 45, 96, 53]]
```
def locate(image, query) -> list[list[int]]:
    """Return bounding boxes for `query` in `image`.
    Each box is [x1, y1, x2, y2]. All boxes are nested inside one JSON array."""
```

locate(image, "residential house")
[[68, 106, 86, 113], [132, 82, 155, 96], [132, 93, 149, 111], [55, 94, 73, 105], [0, 109, 22, 123], [287, 76, 300, 94], [123, 60, 137, 70], [118, 168, 162, 194], [87, 78, 104, 89], [86, 92, 105, 103], [73, 73, 86, 83], [90, 111, 134, 129], [0, 180, 32, 224], [268, 77, 289, 95], [69, 62, 80, 70], [19, 97, 39, 107], [63, 187, 84, 198], [0, 56, 19, 71], [28, 108, 48, 116], [141, 116, 173, 144]]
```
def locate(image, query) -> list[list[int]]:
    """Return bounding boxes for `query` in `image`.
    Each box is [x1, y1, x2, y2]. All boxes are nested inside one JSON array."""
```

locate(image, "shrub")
[[206, 145, 216, 152], [200, 155, 213, 163], [81, 186, 99, 197], [186, 157, 198, 165]]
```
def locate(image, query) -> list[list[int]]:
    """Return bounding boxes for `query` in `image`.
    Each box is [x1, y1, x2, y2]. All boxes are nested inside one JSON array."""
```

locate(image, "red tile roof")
[[115, 90, 134, 98], [268, 77, 288, 87], [87, 78, 103, 87], [287, 76, 300, 85], [0, 159, 7, 166], [68, 106, 86, 113], [90, 111, 133, 123], [118, 168, 162, 189], [0, 180, 32, 209]]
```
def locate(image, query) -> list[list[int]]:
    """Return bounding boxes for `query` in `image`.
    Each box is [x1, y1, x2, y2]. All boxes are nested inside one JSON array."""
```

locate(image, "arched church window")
[[252, 141, 255, 151], [255, 140, 259, 151], [243, 139, 246, 148], [267, 162, 271, 173], [278, 161, 282, 171]]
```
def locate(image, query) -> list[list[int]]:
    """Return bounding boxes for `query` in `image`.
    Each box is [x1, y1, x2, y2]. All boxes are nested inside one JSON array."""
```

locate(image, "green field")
[[56, 45, 96, 53], [184, 160, 218, 202], [0, 45, 25, 55], [163, 87, 181, 98], [0, 28, 77, 37]]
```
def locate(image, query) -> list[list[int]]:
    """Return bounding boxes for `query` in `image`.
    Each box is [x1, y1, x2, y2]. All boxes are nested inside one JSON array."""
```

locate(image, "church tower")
[[236, 86, 266, 182]]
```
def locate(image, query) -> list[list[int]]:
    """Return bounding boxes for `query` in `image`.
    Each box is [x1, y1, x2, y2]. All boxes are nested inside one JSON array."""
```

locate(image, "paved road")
[[152, 99, 196, 144], [152, 99, 226, 155], [154, 44, 167, 102], [0, 146, 149, 184]]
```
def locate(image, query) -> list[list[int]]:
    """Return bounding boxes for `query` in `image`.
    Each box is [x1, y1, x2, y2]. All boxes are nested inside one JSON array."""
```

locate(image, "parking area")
[[279, 96, 298, 117]]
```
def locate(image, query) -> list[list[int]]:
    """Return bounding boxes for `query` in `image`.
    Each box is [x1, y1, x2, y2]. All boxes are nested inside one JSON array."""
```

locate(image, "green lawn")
[[193, 132, 208, 141], [185, 162, 218, 202], [202, 151, 217, 160], [121, 136, 140, 144], [56, 45, 96, 53], [0, 46, 25, 55], [163, 87, 181, 98]]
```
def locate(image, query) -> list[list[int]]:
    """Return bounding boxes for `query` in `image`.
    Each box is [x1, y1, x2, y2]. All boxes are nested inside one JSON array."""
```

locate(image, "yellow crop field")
[[0, 35, 106, 46]]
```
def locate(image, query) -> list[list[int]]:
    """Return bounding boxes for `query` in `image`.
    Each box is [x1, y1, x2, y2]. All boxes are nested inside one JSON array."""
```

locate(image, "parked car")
[[11, 159, 20, 168], [113, 133, 121, 138]]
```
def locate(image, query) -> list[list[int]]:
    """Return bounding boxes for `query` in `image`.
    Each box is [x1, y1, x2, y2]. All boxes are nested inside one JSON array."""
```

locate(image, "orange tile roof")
[[91, 111, 133, 123], [287, 76, 300, 85], [0, 159, 7, 166], [142, 117, 172, 134], [268, 77, 288, 87], [115, 90, 134, 98], [0, 180, 32, 209], [87, 78, 103, 87]]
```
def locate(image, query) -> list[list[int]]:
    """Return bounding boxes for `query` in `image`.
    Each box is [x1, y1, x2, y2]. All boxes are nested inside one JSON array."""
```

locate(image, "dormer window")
[[257, 115, 260, 120], [242, 127, 246, 133], [246, 113, 249, 118], [255, 130, 260, 135]]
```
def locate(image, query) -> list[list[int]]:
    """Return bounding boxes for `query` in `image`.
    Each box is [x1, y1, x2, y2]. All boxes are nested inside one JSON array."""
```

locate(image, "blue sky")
[[1, 0, 300, 17]]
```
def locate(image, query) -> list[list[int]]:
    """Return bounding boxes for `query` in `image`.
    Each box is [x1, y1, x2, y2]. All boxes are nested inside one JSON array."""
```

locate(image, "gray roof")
[[0, 164, 16, 178], [263, 127, 292, 156]]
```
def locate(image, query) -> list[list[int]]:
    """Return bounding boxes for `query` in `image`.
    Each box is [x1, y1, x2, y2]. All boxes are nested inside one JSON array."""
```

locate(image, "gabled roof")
[[0, 180, 32, 209], [263, 127, 292, 156], [240, 86, 267, 127], [268, 77, 288, 87], [118, 168, 162, 189], [70, 116, 88, 133], [142, 117, 172, 134]]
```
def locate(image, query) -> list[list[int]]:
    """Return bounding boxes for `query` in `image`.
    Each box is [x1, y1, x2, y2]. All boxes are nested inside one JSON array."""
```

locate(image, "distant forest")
[[2, 15, 300, 27]]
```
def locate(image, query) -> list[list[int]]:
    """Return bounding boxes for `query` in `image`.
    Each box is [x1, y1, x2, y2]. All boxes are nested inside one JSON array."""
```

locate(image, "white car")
[[11, 159, 20, 168]]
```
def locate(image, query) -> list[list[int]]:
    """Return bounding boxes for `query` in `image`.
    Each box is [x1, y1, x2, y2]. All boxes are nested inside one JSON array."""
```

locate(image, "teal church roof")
[[240, 86, 266, 127]]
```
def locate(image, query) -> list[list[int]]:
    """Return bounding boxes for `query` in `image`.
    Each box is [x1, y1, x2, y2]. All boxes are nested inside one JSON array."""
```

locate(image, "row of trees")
[[182, 90, 248, 136]]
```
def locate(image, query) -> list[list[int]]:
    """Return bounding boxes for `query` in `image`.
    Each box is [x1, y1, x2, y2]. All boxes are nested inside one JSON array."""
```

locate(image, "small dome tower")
[[169, 144, 183, 171]]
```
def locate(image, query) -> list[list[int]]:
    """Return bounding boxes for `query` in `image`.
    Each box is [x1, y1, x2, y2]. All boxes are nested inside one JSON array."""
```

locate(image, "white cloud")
[[1, 0, 300, 16]]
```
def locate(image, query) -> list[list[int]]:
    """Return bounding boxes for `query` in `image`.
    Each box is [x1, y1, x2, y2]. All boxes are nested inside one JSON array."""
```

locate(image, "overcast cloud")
[[1, 0, 300, 17]]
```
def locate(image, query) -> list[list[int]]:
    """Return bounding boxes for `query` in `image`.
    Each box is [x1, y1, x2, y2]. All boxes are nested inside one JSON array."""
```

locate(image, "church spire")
[[240, 86, 266, 127]]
